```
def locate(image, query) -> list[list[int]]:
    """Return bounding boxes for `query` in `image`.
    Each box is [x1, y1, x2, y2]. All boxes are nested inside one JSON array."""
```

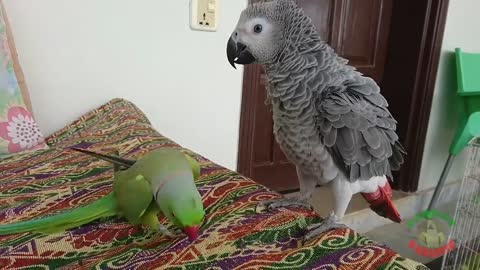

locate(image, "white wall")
[[4, 0, 247, 170], [6, 0, 480, 190], [418, 0, 480, 191]]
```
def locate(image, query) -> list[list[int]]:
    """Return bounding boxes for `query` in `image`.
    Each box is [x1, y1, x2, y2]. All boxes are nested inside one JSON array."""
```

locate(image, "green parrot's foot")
[[302, 213, 347, 244], [158, 224, 182, 239], [255, 197, 313, 213]]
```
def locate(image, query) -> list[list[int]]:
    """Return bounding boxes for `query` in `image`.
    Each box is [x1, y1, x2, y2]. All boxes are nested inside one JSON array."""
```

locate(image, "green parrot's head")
[[159, 184, 205, 241]]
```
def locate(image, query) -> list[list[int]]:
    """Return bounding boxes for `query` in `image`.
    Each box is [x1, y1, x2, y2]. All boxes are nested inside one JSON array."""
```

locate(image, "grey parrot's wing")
[[316, 77, 406, 182]]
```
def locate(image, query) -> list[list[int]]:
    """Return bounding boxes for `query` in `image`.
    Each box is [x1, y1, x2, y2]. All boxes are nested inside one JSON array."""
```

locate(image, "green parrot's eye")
[[253, 24, 263, 33]]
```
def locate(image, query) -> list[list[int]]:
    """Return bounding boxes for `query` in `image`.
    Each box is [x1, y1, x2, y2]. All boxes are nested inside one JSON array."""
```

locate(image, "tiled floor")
[[364, 200, 457, 265]]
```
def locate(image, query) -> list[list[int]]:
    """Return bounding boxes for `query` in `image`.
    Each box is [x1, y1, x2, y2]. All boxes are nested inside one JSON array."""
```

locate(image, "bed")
[[0, 98, 430, 269]]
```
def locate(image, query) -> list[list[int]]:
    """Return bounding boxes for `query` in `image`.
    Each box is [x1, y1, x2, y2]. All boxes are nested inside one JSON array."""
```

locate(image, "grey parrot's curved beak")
[[227, 36, 255, 69]]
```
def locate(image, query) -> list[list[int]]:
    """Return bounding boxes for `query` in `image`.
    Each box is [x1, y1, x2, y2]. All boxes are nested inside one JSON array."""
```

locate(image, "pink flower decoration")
[[0, 106, 45, 153]]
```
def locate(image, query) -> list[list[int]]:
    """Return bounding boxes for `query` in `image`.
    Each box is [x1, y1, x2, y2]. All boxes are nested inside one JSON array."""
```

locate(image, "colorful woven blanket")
[[0, 99, 427, 269]]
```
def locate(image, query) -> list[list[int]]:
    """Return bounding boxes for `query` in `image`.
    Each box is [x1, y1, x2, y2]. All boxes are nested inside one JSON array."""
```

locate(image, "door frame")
[[237, 64, 263, 179], [237, 0, 450, 192]]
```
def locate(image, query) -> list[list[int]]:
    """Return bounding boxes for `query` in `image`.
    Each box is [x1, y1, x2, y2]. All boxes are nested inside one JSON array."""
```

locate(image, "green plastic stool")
[[428, 48, 480, 211]]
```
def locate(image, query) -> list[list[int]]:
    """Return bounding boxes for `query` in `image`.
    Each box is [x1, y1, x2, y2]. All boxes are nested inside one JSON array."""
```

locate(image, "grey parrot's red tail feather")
[[361, 180, 402, 223]]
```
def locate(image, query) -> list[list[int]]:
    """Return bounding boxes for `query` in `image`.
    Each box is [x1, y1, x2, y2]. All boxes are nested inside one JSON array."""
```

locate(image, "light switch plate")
[[190, 0, 219, 32]]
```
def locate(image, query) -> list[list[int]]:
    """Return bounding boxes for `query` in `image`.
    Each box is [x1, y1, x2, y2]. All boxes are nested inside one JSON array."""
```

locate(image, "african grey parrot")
[[226, 0, 406, 241]]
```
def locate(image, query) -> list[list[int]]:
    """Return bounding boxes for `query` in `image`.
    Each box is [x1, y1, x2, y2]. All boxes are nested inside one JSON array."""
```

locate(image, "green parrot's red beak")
[[183, 225, 199, 241]]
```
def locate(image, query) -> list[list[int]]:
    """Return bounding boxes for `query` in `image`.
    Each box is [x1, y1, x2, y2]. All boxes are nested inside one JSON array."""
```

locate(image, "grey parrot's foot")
[[255, 197, 313, 213], [303, 214, 347, 244], [158, 224, 182, 239]]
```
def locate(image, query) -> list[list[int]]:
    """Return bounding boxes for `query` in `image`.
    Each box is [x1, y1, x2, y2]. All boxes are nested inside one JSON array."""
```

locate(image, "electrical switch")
[[208, 0, 216, 13], [190, 0, 219, 32]]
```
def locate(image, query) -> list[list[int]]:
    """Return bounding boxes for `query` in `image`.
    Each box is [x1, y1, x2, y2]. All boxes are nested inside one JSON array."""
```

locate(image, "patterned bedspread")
[[0, 99, 428, 270]]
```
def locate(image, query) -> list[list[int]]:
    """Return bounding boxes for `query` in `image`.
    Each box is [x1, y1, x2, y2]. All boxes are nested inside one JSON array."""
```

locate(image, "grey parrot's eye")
[[253, 24, 263, 33]]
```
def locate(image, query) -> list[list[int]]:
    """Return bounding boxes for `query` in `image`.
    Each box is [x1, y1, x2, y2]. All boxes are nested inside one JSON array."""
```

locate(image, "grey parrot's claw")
[[302, 215, 347, 244], [255, 198, 313, 213], [254, 201, 269, 213], [305, 221, 347, 233]]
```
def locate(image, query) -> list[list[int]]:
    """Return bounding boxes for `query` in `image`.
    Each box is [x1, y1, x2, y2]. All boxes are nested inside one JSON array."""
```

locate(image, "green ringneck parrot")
[[0, 147, 205, 241]]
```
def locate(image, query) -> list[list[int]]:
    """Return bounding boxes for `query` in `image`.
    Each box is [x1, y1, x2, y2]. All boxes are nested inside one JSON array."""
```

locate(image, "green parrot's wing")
[[183, 153, 201, 180], [114, 173, 154, 225]]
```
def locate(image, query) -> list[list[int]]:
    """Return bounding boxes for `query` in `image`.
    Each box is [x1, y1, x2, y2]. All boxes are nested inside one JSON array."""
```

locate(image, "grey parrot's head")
[[226, 0, 300, 68]]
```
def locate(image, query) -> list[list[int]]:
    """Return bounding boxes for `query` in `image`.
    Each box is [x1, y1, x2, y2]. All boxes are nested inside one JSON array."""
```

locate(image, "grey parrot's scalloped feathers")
[[238, 0, 406, 182], [336, 128, 356, 156], [248, 0, 275, 6], [361, 128, 382, 150], [317, 88, 407, 181], [324, 128, 337, 147]]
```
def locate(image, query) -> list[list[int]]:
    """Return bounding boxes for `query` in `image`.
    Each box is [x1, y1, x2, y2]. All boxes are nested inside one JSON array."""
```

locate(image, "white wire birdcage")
[[441, 137, 480, 270]]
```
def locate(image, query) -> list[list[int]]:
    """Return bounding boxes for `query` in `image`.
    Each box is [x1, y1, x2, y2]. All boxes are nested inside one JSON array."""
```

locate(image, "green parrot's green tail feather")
[[0, 192, 118, 235]]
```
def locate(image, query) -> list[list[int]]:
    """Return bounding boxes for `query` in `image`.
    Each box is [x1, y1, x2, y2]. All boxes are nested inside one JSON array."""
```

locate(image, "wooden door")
[[238, 0, 394, 192]]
